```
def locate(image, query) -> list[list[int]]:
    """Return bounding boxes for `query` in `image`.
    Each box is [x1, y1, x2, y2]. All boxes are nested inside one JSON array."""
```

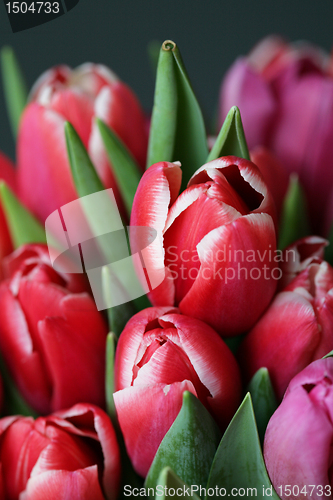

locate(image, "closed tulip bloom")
[[17, 64, 148, 221], [0, 403, 120, 500], [130, 157, 277, 336], [0, 244, 108, 414], [264, 358, 333, 499], [113, 307, 242, 477], [239, 257, 333, 400], [219, 36, 333, 234]]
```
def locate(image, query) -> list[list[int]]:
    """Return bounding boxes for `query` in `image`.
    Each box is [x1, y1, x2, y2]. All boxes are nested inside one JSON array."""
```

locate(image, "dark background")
[[1, 0, 333, 160]]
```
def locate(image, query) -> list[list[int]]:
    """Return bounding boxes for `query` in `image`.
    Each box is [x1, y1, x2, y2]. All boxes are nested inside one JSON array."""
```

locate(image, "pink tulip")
[[264, 358, 333, 499], [17, 64, 148, 222], [0, 151, 17, 272], [130, 157, 277, 336], [0, 244, 108, 414], [113, 306, 242, 477], [0, 403, 120, 500], [219, 36, 333, 234], [239, 255, 333, 400]]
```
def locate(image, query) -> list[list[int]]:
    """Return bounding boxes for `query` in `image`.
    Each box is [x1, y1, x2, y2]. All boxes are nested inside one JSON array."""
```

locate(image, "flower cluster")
[[0, 36, 332, 499]]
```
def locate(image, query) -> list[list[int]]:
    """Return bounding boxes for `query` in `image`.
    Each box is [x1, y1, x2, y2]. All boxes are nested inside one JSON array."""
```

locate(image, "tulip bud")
[[130, 157, 277, 336], [239, 255, 333, 400], [113, 306, 241, 477], [17, 64, 148, 222], [0, 244, 108, 414], [0, 404, 120, 500], [264, 358, 333, 499]]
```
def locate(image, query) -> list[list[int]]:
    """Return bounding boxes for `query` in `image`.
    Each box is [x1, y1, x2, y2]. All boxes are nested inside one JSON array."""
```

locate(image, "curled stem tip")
[[162, 40, 176, 51]]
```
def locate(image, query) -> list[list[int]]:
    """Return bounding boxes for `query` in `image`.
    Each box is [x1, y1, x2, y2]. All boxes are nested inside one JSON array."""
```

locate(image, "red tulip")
[[130, 157, 277, 336], [113, 306, 242, 477], [0, 244, 108, 414], [0, 151, 17, 272], [17, 64, 148, 222], [219, 36, 333, 234], [264, 358, 333, 499], [0, 403, 120, 500], [239, 255, 333, 400]]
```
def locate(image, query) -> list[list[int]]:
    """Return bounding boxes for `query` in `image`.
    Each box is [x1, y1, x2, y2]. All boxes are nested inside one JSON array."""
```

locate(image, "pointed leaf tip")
[[208, 106, 250, 162], [145, 391, 220, 491], [0, 182, 46, 247]]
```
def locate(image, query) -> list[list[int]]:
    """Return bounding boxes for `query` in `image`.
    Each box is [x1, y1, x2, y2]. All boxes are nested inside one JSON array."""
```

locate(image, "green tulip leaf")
[[147, 41, 178, 169], [206, 393, 279, 500], [145, 391, 221, 492], [171, 43, 208, 188], [247, 368, 277, 444], [97, 118, 142, 217], [1, 46, 28, 139], [147, 41, 208, 189], [65, 121, 105, 197], [153, 467, 201, 500], [325, 223, 333, 266], [105, 332, 117, 424], [278, 174, 311, 250], [323, 350, 333, 358], [0, 182, 46, 247], [207, 106, 250, 162]]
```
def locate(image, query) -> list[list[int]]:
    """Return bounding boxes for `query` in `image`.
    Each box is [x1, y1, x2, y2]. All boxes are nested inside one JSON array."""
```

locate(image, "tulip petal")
[[114, 306, 179, 390], [131, 162, 182, 305], [38, 297, 106, 411], [218, 58, 277, 149], [159, 313, 242, 428], [179, 213, 277, 336], [264, 386, 332, 497], [239, 291, 320, 400], [55, 403, 121, 500], [113, 380, 196, 477], [0, 285, 51, 413], [20, 466, 105, 500], [50, 89, 94, 146], [17, 104, 77, 220]]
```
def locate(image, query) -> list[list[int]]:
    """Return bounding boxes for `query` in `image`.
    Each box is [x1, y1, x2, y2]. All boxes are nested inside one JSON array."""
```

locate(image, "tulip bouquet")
[[0, 35, 332, 499]]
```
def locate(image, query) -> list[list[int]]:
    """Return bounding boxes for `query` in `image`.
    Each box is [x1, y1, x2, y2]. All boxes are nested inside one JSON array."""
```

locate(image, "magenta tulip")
[[239, 254, 333, 400], [0, 244, 108, 414], [264, 358, 333, 499], [219, 36, 333, 233], [0, 403, 120, 500], [130, 157, 277, 336], [17, 64, 148, 221], [113, 306, 242, 477]]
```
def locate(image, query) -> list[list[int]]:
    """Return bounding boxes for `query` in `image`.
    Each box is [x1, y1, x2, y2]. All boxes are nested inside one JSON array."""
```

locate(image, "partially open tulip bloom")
[[219, 36, 333, 233], [130, 157, 277, 336], [0, 244, 108, 414], [17, 64, 148, 221], [113, 306, 242, 477], [239, 255, 333, 400], [264, 358, 333, 499], [0, 403, 120, 500]]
